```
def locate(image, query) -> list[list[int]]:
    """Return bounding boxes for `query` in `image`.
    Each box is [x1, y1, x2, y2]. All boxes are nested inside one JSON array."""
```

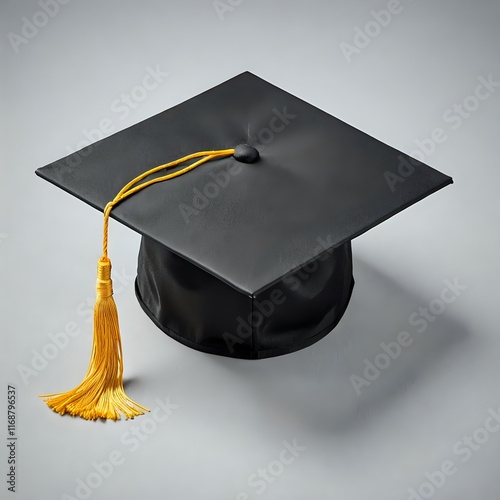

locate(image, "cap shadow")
[[205, 253, 469, 436], [123, 377, 142, 391]]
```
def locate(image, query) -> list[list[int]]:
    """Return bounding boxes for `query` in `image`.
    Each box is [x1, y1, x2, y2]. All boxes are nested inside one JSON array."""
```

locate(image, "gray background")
[[1, 0, 499, 499]]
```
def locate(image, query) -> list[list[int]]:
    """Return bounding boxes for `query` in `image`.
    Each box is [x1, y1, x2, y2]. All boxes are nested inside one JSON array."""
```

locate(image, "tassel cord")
[[102, 149, 235, 258], [41, 148, 235, 420]]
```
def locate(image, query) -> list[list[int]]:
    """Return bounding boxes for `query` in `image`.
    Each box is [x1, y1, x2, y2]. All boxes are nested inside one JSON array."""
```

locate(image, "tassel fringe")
[[40, 258, 149, 420]]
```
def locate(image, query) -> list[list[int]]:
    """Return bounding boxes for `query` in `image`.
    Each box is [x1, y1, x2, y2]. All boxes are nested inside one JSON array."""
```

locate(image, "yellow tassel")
[[40, 149, 235, 421], [40, 257, 149, 420]]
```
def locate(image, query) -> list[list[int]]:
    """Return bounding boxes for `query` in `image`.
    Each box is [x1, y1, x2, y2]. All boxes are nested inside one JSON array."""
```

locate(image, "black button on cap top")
[[233, 144, 260, 163]]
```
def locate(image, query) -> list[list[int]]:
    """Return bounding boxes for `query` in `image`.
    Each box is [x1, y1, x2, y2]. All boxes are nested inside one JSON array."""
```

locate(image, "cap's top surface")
[[36, 72, 452, 294]]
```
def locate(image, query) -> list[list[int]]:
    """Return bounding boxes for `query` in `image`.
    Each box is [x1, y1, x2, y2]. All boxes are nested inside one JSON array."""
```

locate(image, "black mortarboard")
[[36, 71, 452, 420]]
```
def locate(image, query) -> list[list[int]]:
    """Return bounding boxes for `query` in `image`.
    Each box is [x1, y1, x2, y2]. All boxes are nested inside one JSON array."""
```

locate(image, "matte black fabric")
[[136, 236, 354, 359], [35, 71, 453, 359], [35, 71, 452, 294]]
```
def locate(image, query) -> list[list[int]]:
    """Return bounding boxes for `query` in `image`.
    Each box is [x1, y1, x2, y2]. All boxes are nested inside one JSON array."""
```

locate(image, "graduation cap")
[[36, 71, 452, 420]]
